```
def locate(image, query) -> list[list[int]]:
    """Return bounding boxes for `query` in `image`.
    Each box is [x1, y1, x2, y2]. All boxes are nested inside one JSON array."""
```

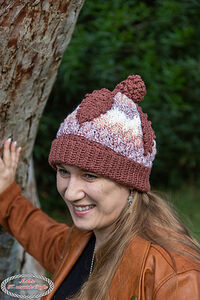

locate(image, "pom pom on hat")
[[113, 74, 146, 103]]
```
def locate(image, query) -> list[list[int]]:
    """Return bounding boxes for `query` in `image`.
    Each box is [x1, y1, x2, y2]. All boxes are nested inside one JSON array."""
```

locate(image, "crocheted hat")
[[49, 75, 156, 192]]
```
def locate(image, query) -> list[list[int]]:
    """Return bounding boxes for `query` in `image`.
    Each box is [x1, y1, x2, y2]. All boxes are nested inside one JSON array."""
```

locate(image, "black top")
[[52, 234, 96, 299]]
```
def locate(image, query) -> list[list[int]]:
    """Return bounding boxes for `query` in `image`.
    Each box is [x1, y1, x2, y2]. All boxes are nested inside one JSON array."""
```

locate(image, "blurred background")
[[33, 0, 200, 240]]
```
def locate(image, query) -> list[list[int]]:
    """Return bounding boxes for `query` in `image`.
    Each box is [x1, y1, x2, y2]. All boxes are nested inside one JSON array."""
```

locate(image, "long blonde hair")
[[69, 190, 200, 300]]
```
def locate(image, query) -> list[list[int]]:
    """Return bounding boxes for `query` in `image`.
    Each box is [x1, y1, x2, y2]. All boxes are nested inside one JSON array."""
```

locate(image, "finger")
[[10, 142, 21, 171], [0, 154, 4, 169], [16, 146, 21, 157], [0, 144, 3, 158], [14, 146, 21, 168], [3, 138, 12, 166], [0, 144, 4, 168], [11, 141, 17, 164]]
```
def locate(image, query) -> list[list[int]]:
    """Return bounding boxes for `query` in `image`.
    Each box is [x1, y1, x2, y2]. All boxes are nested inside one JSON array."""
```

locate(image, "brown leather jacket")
[[0, 182, 200, 300]]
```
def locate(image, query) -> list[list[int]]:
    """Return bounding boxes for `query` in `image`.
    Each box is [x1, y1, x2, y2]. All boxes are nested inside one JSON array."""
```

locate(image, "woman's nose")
[[64, 177, 85, 202]]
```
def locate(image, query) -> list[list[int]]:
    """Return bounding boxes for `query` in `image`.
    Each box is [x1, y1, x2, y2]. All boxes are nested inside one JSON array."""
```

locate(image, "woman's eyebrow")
[[80, 168, 97, 173], [55, 164, 96, 174], [55, 163, 66, 168], [80, 168, 89, 172]]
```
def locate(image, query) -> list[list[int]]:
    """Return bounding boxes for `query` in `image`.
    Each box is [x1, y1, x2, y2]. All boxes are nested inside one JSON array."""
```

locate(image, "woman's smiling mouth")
[[72, 204, 96, 215]]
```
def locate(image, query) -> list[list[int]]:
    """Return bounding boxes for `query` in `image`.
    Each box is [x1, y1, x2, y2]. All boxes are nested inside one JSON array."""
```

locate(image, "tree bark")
[[0, 0, 84, 297]]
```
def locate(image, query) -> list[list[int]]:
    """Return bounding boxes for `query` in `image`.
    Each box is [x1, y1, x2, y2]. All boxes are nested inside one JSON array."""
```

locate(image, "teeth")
[[74, 205, 94, 212]]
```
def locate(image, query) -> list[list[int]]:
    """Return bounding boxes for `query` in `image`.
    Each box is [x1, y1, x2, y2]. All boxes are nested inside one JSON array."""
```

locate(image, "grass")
[[168, 184, 200, 242]]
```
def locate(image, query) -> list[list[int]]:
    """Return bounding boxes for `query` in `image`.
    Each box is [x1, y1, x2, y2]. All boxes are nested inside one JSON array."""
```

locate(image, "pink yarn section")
[[56, 92, 156, 168]]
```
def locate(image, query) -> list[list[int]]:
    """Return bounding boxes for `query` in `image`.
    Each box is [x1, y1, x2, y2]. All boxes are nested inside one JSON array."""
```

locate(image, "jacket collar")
[[43, 227, 150, 299]]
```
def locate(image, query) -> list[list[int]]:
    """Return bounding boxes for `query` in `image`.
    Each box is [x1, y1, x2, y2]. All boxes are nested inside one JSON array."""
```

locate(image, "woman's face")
[[56, 164, 130, 238]]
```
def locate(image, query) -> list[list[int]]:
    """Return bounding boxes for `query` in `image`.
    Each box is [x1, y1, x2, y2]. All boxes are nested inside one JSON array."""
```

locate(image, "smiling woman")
[[0, 75, 200, 300], [56, 164, 129, 247]]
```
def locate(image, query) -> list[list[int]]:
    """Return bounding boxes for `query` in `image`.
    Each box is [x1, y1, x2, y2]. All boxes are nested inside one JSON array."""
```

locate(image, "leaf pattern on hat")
[[77, 88, 114, 124]]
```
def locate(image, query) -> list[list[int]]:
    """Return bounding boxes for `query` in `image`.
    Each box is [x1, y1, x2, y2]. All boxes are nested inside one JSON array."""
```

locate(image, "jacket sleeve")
[[154, 270, 200, 300], [0, 181, 71, 274]]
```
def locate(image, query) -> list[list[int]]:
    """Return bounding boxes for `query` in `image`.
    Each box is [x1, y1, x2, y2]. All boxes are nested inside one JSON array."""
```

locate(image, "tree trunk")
[[0, 0, 84, 297]]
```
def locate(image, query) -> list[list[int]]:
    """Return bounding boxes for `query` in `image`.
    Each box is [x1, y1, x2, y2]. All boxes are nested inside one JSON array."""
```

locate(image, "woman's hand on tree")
[[0, 138, 21, 194]]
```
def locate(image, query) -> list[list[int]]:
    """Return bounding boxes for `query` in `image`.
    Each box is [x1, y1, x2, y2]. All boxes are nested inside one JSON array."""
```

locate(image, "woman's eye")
[[57, 169, 69, 176], [84, 173, 97, 180]]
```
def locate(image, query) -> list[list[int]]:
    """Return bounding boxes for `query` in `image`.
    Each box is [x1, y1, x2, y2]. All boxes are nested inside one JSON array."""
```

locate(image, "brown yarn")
[[77, 88, 114, 125], [137, 105, 156, 156], [113, 74, 146, 103], [49, 134, 151, 192]]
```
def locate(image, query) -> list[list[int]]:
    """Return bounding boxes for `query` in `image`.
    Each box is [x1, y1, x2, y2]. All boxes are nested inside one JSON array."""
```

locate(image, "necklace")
[[89, 246, 96, 277]]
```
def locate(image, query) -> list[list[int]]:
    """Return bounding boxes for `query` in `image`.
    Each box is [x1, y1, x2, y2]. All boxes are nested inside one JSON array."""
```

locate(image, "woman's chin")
[[72, 220, 95, 232]]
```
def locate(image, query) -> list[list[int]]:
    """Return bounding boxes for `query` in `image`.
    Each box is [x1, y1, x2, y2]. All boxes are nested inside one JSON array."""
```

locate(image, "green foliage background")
[[34, 0, 200, 214]]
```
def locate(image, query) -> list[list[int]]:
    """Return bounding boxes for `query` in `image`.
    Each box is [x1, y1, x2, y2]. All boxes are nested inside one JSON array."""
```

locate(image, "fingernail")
[[18, 147, 22, 151], [7, 138, 11, 143], [14, 141, 17, 146]]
